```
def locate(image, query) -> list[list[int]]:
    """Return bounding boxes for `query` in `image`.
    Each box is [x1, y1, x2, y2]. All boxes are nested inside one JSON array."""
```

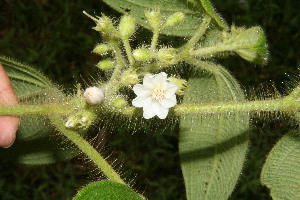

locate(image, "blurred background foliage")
[[0, 0, 299, 199]]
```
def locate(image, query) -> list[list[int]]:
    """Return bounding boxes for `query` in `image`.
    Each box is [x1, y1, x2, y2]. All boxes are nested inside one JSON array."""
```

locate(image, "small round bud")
[[93, 16, 115, 33], [112, 97, 127, 109], [121, 70, 140, 86], [119, 15, 136, 38], [132, 48, 152, 61], [93, 44, 110, 55], [84, 87, 105, 105], [145, 9, 161, 30], [164, 12, 185, 27], [168, 77, 187, 95], [96, 60, 114, 70], [157, 48, 180, 65]]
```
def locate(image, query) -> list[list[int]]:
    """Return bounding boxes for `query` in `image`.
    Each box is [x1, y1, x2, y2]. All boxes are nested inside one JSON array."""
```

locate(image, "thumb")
[[0, 63, 19, 148]]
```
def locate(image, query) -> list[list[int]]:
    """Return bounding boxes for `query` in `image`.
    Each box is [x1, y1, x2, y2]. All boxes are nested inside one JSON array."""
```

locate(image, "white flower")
[[132, 72, 178, 119], [84, 87, 105, 105]]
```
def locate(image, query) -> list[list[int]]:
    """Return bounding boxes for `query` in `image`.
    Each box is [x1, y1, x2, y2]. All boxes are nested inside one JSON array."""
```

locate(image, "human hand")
[[0, 63, 19, 148]]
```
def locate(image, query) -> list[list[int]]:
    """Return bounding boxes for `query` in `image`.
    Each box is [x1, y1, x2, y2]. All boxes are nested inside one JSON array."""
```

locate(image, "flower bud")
[[132, 48, 152, 61], [231, 26, 268, 65], [112, 97, 127, 109], [96, 60, 114, 70], [121, 70, 140, 86], [84, 87, 105, 105], [119, 15, 136, 38], [168, 77, 187, 95], [65, 110, 96, 129], [145, 9, 161, 30], [93, 44, 110, 55], [93, 16, 115, 33], [157, 48, 180, 65], [164, 12, 185, 27]]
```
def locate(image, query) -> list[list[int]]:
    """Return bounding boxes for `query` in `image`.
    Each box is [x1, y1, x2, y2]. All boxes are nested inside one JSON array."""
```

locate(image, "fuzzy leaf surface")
[[179, 66, 249, 200], [73, 181, 143, 200], [0, 56, 78, 164], [261, 131, 300, 200]]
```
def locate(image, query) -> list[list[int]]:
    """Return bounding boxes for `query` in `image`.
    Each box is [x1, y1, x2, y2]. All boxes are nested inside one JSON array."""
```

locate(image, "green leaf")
[[73, 181, 143, 200], [0, 56, 54, 99], [179, 66, 249, 200], [102, 0, 208, 36], [261, 131, 300, 200], [0, 56, 78, 164]]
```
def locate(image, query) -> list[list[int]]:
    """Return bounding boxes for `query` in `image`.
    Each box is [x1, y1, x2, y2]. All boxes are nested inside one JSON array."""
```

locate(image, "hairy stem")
[[122, 37, 135, 66], [150, 29, 160, 51], [105, 41, 126, 96], [191, 43, 253, 58], [174, 99, 299, 115], [184, 16, 211, 48], [49, 115, 126, 185], [0, 104, 73, 116]]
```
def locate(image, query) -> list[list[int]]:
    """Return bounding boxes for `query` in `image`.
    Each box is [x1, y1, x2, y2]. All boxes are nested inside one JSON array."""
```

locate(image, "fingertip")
[[0, 116, 19, 148]]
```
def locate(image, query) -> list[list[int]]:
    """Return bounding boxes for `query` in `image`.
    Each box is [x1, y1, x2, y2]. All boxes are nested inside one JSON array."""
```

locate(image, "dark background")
[[0, 0, 299, 199]]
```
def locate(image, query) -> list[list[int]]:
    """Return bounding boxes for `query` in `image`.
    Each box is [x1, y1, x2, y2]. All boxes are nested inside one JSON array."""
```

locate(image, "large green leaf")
[[179, 66, 249, 200], [73, 181, 143, 200], [261, 131, 300, 200], [103, 0, 208, 36], [0, 56, 78, 164]]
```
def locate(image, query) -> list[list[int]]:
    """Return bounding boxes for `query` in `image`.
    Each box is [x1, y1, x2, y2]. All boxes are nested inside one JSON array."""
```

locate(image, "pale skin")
[[0, 64, 19, 148]]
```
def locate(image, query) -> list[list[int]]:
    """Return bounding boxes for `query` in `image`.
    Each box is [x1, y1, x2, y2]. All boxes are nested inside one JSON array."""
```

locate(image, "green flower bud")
[[119, 15, 136, 38], [132, 48, 152, 61], [121, 69, 140, 86], [93, 16, 115, 33], [112, 97, 127, 109], [157, 48, 180, 65], [145, 9, 161, 30], [168, 77, 187, 95], [65, 110, 96, 130], [232, 26, 268, 65], [96, 60, 114, 70], [164, 12, 185, 27], [93, 44, 110, 55]]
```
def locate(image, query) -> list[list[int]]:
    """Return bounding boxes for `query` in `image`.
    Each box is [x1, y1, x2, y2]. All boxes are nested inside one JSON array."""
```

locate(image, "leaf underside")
[[0, 56, 78, 164], [261, 131, 300, 200], [179, 67, 249, 200]]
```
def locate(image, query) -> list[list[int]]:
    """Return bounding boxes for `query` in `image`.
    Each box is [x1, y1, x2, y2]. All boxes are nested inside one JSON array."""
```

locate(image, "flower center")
[[152, 88, 164, 101]]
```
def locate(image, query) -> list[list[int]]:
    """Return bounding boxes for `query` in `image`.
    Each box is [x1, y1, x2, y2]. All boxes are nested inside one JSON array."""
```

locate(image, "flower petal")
[[160, 95, 177, 108], [132, 96, 152, 107], [143, 74, 155, 88], [156, 107, 169, 119], [143, 106, 156, 119], [150, 101, 170, 119], [133, 84, 150, 97], [152, 72, 168, 89], [164, 82, 178, 98]]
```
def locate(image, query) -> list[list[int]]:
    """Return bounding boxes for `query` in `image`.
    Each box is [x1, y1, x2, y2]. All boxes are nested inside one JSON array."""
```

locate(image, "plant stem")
[[122, 37, 135, 66], [191, 44, 252, 58], [150, 29, 159, 51], [174, 99, 300, 115], [184, 16, 211, 48], [0, 104, 73, 116], [49, 115, 126, 185], [104, 41, 126, 96]]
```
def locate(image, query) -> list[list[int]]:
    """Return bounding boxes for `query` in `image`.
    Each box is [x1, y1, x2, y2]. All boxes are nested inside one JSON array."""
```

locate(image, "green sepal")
[[231, 26, 268, 65]]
